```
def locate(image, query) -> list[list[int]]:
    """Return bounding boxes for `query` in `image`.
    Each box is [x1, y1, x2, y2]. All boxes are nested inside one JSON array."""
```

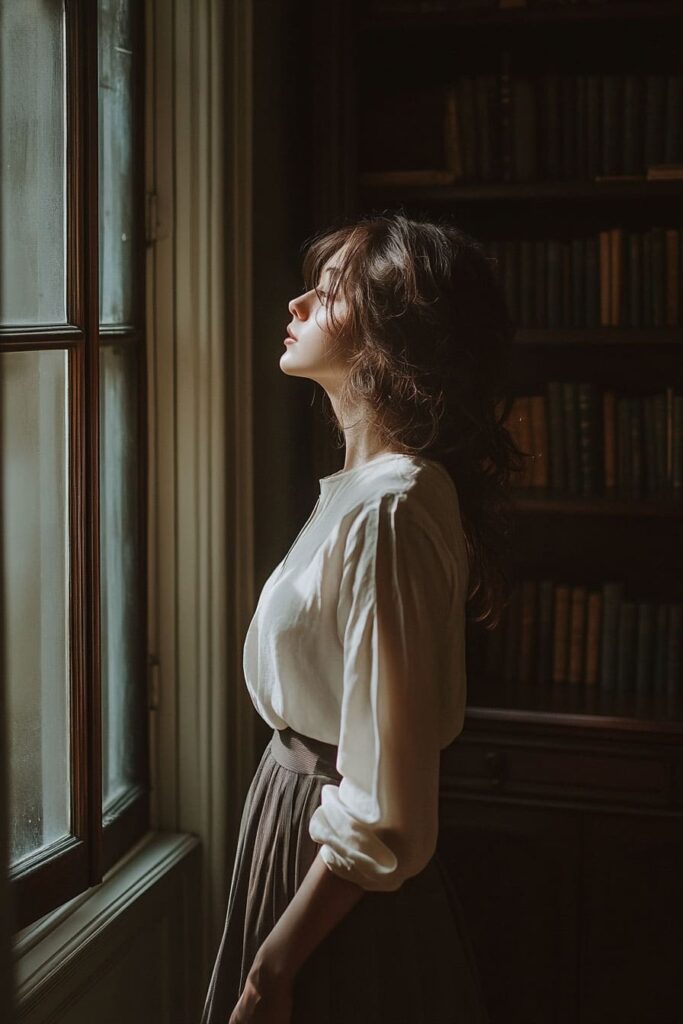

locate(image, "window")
[[1, 0, 148, 931]]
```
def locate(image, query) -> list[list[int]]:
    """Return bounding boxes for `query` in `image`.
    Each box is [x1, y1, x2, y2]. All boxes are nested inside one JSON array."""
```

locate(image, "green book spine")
[[578, 382, 601, 495]]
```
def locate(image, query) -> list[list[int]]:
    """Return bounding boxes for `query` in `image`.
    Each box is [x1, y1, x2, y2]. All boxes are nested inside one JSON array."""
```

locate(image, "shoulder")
[[339, 456, 468, 589], [340, 456, 463, 543]]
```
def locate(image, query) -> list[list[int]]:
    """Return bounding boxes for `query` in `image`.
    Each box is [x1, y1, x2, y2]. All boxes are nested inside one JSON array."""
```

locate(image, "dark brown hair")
[[301, 210, 528, 629]]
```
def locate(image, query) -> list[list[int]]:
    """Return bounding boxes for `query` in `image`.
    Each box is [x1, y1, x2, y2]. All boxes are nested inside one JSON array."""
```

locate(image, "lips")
[[286, 326, 298, 340]]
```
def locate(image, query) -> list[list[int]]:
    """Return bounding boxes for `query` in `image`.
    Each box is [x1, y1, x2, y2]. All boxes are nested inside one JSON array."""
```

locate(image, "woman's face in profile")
[[281, 250, 350, 387]]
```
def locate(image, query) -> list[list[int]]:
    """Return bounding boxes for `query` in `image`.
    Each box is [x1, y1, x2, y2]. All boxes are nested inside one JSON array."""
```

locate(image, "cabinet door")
[[581, 813, 683, 1024], [438, 799, 580, 1024]]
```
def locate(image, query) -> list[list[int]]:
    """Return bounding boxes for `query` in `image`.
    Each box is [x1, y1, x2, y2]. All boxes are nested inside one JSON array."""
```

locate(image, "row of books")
[[469, 580, 683, 693], [360, 73, 683, 187], [482, 228, 682, 329], [444, 72, 683, 183], [504, 385, 683, 496]]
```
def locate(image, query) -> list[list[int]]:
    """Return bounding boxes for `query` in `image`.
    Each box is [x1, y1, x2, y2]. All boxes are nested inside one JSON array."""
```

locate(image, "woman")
[[200, 212, 523, 1024]]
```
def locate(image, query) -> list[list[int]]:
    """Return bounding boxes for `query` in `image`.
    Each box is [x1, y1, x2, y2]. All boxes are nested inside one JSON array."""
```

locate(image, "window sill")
[[13, 830, 201, 1011]]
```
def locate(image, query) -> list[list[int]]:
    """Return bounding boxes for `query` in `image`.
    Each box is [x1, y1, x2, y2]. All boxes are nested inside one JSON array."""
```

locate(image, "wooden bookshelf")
[[312, 3, 683, 1020]]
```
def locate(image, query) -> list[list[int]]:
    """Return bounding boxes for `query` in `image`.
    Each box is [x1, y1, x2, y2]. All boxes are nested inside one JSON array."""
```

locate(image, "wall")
[[251, 0, 321, 753]]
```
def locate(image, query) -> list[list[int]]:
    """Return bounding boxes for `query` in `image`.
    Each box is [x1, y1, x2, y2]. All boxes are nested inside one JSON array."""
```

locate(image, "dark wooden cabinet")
[[438, 715, 683, 1023]]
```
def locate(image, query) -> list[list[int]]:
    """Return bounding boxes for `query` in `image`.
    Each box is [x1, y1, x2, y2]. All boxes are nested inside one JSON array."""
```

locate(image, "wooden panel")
[[580, 813, 683, 1024], [437, 799, 580, 1024], [443, 738, 680, 808]]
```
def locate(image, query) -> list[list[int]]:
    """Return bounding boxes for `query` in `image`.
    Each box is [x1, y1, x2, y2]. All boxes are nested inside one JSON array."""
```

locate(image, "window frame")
[[3, 0, 149, 932]]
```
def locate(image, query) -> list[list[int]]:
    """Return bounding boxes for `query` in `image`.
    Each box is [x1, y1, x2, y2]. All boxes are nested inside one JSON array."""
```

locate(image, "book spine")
[[584, 590, 603, 687], [635, 602, 655, 696], [628, 232, 642, 328], [666, 229, 680, 327], [571, 237, 585, 328], [603, 390, 617, 492], [552, 584, 570, 684], [600, 581, 623, 690], [617, 601, 637, 694], [568, 586, 588, 685], [667, 604, 682, 697], [563, 381, 580, 495], [547, 381, 565, 492], [536, 580, 555, 686], [499, 50, 514, 184]]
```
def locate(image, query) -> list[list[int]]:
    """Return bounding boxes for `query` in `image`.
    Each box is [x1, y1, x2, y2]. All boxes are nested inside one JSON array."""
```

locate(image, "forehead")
[[320, 240, 352, 278]]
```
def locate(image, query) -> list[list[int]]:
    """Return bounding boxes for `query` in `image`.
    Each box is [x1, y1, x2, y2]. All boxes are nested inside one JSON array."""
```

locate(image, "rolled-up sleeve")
[[308, 490, 458, 892]]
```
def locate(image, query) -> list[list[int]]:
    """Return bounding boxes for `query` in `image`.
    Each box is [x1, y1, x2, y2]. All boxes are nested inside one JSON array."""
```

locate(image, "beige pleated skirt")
[[200, 726, 489, 1024]]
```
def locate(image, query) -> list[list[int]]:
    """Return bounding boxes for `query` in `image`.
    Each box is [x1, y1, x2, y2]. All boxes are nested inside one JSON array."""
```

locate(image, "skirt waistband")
[[269, 727, 341, 781]]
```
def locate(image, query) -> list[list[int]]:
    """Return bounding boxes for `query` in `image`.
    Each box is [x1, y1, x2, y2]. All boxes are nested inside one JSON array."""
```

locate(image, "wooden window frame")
[[3, 0, 149, 932]]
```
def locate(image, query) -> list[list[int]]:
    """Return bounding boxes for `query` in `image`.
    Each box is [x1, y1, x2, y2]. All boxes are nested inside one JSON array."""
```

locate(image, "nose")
[[288, 291, 309, 319]]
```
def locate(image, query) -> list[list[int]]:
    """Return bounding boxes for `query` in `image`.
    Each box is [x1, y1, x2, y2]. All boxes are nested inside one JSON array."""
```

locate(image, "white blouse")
[[242, 451, 470, 892]]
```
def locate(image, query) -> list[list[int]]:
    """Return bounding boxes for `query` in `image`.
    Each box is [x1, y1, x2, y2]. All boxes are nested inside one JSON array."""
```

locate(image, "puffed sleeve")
[[308, 490, 460, 892]]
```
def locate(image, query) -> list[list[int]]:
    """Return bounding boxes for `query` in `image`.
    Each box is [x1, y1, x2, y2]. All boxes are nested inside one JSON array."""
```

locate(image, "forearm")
[[249, 849, 366, 988]]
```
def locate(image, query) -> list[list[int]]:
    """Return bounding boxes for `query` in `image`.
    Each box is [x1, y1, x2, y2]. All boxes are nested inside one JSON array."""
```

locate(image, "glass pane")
[[100, 344, 143, 811], [1, 350, 70, 866], [98, 0, 134, 326], [0, 0, 67, 326]]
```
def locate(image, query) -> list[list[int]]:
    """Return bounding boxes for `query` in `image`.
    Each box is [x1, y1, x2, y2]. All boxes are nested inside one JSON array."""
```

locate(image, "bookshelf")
[[311, 2, 683, 1022]]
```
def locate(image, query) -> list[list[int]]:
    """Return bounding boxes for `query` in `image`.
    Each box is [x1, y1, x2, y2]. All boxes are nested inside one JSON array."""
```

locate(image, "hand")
[[228, 963, 293, 1024]]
